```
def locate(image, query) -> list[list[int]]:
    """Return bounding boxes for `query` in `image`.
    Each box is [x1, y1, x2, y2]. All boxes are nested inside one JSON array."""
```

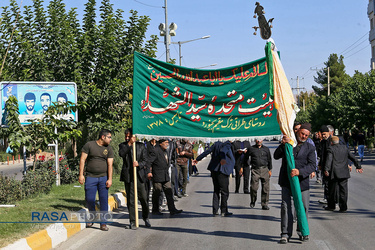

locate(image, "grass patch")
[[0, 174, 124, 248]]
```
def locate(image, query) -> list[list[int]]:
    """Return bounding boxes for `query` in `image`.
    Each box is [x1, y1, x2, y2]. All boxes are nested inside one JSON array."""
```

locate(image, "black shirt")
[[246, 144, 272, 170]]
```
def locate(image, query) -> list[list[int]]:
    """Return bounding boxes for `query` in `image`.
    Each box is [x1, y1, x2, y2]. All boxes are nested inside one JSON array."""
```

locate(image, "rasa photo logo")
[[31, 211, 114, 223]]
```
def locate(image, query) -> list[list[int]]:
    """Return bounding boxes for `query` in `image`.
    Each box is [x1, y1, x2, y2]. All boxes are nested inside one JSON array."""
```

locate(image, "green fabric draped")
[[285, 143, 310, 236], [132, 51, 280, 140]]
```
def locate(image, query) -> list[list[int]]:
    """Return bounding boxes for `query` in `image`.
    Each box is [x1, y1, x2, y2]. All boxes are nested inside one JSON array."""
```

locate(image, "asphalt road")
[[53, 141, 375, 249], [0, 161, 32, 181]]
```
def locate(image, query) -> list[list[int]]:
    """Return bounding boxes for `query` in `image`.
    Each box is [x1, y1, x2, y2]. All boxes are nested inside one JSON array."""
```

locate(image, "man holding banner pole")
[[119, 128, 151, 229], [274, 123, 316, 243]]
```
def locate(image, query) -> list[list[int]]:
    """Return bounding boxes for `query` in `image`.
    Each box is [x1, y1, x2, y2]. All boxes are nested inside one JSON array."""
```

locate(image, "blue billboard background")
[[1, 82, 77, 125]]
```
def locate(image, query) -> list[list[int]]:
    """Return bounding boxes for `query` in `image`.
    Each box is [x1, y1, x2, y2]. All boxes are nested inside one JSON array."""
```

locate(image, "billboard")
[[1, 82, 77, 125]]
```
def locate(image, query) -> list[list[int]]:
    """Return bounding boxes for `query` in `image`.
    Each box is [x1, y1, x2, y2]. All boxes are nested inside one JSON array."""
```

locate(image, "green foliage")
[[21, 168, 56, 198], [301, 67, 375, 133], [0, 0, 158, 149], [0, 175, 22, 204], [110, 129, 125, 174], [312, 53, 349, 97], [0, 167, 56, 204], [0, 152, 13, 162], [4, 96, 82, 170], [59, 157, 80, 184]]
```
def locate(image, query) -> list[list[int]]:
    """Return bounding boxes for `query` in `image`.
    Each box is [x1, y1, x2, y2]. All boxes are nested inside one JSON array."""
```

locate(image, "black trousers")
[[327, 178, 348, 211], [235, 166, 250, 193], [124, 179, 149, 224], [152, 181, 176, 212], [211, 171, 229, 214]]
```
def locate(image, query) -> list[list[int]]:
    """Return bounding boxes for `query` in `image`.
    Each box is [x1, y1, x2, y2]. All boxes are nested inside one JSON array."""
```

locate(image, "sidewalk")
[[2, 191, 127, 250]]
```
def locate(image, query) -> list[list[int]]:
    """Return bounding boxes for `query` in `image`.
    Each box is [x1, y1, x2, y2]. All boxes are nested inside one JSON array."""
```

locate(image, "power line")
[[339, 31, 369, 55], [345, 44, 370, 59], [341, 38, 368, 57], [133, 0, 162, 8]]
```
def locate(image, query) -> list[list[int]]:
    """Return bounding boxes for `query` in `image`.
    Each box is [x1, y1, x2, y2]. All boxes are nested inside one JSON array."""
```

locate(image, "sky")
[[0, 0, 371, 93]]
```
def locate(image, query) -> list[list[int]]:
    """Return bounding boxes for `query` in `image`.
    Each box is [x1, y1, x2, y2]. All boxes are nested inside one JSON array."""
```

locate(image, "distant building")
[[368, 0, 375, 69]]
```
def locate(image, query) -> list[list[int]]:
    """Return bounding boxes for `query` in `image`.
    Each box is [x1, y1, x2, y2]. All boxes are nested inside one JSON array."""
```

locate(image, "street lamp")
[[195, 63, 218, 69], [171, 35, 211, 66]]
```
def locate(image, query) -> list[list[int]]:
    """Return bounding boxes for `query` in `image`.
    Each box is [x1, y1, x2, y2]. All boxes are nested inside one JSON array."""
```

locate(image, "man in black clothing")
[[148, 139, 183, 216], [274, 123, 316, 243], [232, 140, 251, 193], [246, 139, 272, 210], [119, 128, 151, 229], [324, 136, 363, 212], [318, 125, 331, 204]]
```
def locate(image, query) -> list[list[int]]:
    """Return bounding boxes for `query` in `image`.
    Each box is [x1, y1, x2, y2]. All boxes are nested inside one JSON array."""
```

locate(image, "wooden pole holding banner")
[[132, 141, 139, 228]]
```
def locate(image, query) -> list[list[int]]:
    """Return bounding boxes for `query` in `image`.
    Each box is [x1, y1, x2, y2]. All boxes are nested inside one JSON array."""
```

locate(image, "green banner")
[[133, 51, 281, 140]]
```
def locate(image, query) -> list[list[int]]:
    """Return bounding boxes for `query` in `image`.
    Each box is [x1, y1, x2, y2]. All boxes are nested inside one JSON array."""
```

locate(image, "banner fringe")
[[134, 134, 282, 143]]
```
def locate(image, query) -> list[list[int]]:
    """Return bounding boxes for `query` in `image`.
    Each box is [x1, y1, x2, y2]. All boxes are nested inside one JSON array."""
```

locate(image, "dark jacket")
[[196, 141, 235, 176], [176, 140, 194, 166], [167, 139, 177, 167], [246, 144, 272, 170], [232, 140, 251, 170], [274, 142, 316, 191], [119, 141, 149, 183], [148, 144, 170, 183], [324, 144, 361, 179]]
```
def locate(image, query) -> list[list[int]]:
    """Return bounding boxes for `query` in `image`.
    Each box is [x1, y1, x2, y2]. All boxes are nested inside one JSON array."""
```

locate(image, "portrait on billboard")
[[1, 82, 77, 125]]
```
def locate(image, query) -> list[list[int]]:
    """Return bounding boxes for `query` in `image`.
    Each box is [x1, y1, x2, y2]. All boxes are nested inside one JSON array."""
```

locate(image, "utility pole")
[[164, 0, 170, 62], [327, 66, 330, 96], [291, 76, 305, 106]]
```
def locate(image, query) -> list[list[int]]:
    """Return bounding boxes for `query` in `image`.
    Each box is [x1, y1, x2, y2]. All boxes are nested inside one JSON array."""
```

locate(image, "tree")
[[0, 0, 158, 154], [312, 53, 349, 97], [4, 95, 81, 169], [334, 71, 375, 131]]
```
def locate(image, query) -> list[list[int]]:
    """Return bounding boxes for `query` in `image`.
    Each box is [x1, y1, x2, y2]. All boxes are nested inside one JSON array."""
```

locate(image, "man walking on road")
[[79, 129, 114, 231], [119, 128, 151, 229], [232, 140, 251, 193], [324, 136, 363, 212], [194, 140, 235, 217], [148, 139, 183, 216], [176, 139, 194, 197], [246, 139, 272, 210], [274, 123, 316, 243]]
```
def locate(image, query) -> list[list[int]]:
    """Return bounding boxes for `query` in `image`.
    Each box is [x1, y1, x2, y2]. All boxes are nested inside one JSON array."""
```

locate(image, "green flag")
[[132, 51, 280, 140]]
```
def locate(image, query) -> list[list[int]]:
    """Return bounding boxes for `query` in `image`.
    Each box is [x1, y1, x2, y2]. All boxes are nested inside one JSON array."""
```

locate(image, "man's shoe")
[[299, 235, 309, 242], [144, 218, 151, 228], [339, 209, 347, 213], [221, 212, 233, 217], [86, 223, 94, 228], [250, 202, 255, 208], [170, 209, 183, 215], [100, 224, 109, 231], [324, 206, 335, 211], [152, 211, 163, 215], [244, 191, 250, 194], [213, 211, 219, 217], [319, 199, 327, 204], [177, 192, 182, 198], [173, 196, 178, 201], [125, 223, 137, 230], [279, 236, 288, 244], [195, 172, 199, 176], [235, 190, 239, 193], [262, 205, 270, 210], [316, 179, 322, 184]]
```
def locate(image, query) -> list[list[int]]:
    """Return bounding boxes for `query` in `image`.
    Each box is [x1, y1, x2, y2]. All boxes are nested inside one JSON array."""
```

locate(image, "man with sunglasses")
[[79, 129, 114, 231]]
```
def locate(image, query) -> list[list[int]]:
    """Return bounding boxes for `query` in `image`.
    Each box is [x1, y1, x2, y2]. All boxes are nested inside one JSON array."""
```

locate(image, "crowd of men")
[[78, 124, 364, 244]]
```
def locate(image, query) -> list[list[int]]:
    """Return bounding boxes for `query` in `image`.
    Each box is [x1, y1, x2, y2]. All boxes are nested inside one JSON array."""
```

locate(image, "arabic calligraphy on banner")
[[133, 51, 281, 140]]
